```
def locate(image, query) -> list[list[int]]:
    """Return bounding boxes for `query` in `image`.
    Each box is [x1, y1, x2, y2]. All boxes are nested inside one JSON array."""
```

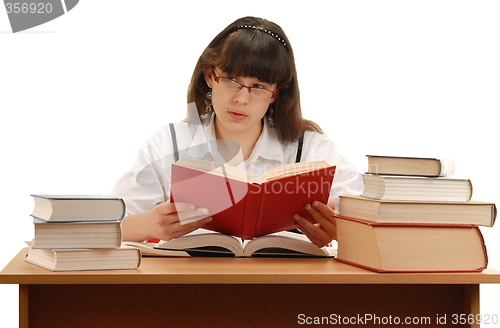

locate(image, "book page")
[[174, 157, 252, 182], [154, 229, 245, 256], [255, 160, 330, 183], [242, 231, 333, 257]]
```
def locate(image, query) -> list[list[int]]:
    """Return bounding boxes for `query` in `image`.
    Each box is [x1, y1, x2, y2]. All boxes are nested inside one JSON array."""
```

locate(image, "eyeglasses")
[[211, 67, 279, 99]]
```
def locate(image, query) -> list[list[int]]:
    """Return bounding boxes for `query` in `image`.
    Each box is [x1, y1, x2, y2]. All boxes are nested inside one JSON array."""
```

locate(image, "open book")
[[170, 158, 336, 239], [127, 229, 335, 258]]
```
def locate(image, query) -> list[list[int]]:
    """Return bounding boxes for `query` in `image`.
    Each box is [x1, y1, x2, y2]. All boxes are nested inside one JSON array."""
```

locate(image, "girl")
[[109, 16, 363, 247]]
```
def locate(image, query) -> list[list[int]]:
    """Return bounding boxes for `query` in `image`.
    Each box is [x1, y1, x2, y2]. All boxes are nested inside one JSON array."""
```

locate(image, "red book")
[[170, 158, 336, 240], [334, 215, 488, 273]]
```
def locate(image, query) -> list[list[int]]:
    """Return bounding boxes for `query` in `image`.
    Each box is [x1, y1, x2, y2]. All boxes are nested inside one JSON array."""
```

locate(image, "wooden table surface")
[[2, 248, 500, 285]]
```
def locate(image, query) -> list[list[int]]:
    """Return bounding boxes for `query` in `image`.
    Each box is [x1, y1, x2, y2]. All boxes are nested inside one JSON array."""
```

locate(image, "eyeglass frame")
[[211, 67, 279, 99]]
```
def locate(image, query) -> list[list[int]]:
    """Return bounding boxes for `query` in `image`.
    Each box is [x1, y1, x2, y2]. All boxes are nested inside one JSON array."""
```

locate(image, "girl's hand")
[[149, 201, 213, 241], [122, 201, 212, 242], [293, 198, 337, 247]]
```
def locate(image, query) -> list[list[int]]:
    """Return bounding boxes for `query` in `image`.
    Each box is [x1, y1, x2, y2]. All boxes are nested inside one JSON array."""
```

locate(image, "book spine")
[[135, 248, 143, 268], [475, 226, 489, 269], [467, 179, 473, 201], [118, 198, 127, 220], [491, 205, 498, 227], [240, 183, 262, 240]]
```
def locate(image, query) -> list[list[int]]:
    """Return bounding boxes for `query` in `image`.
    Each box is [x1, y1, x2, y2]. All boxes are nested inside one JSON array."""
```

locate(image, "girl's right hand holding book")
[[121, 201, 212, 242]]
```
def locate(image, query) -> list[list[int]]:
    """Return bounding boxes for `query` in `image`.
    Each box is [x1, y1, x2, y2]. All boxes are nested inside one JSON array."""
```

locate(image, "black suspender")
[[169, 123, 179, 162], [295, 134, 304, 163]]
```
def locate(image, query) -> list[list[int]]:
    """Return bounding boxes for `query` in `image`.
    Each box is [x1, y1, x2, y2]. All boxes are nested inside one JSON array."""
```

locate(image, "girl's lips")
[[228, 111, 247, 121]]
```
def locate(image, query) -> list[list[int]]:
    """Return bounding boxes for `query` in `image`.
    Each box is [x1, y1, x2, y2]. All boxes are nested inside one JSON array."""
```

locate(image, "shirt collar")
[[247, 117, 289, 164], [184, 114, 289, 165]]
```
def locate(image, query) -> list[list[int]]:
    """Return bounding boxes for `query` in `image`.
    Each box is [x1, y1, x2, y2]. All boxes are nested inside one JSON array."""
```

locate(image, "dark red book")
[[170, 158, 336, 239], [334, 215, 488, 273]]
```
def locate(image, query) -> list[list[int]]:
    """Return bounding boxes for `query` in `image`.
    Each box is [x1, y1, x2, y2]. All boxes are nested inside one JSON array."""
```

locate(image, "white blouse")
[[109, 113, 363, 216]]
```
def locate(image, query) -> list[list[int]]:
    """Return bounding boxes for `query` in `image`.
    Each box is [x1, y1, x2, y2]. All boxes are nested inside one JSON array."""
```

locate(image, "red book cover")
[[170, 160, 336, 239]]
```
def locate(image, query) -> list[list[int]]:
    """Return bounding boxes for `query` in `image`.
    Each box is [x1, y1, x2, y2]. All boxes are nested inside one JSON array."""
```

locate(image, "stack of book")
[[335, 155, 497, 273], [25, 194, 141, 271]]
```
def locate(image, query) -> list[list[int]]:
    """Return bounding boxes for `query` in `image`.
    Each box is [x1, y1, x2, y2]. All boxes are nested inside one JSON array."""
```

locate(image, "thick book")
[[334, 215, 488, 273], [361, 174, 472, 202], [25, 244, 141, 271], [366, 155, 455, 177], [339, 195, 497, 227], [170, 158, 336, 239], [146, 229, 334, 258], [30, 194, 126, 222], [31, 220, 122, 249]]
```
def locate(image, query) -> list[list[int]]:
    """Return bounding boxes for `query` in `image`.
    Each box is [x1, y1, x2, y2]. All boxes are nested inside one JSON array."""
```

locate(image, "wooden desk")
[[2, 249, 500, 328]]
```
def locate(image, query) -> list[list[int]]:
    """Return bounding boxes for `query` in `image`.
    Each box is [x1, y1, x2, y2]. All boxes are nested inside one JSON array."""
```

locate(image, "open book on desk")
[[170, 158, 336, 240], [125, 229, 335, 258]]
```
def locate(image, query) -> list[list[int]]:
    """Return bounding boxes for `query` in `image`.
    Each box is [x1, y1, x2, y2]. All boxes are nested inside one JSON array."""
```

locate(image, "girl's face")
[[205, 67, 277, 139]]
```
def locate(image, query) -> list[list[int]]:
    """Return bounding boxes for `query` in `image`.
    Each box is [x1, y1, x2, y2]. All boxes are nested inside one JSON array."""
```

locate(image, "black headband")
[[235, 25, 288, 49]]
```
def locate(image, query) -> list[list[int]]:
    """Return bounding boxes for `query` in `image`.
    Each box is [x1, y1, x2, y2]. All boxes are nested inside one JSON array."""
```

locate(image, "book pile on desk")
[[25, 194, 141, 271], [335, 155, 497, 273]]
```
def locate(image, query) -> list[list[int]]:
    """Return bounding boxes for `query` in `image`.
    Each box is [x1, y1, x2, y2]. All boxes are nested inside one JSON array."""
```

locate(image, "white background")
[[1, 1, 499, 326]]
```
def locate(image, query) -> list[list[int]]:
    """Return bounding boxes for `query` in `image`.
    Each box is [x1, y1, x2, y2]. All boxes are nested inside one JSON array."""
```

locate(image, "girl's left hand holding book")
[[121, 200, 213, 242], [293, 198, 337, 247]]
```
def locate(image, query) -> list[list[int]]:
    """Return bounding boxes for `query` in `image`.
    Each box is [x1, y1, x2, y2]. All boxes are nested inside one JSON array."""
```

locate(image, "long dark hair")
[[187, 16, 322, 143]]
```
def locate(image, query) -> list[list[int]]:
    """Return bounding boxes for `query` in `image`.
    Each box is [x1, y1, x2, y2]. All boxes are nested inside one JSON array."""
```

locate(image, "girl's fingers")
[[307, 201, 337, 238], [157, 202, 210, 222], [293, 214, 330, 247], [293, 199, 338, 247], [165, 216, 213, 240], [152, 201, 212, 241]]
